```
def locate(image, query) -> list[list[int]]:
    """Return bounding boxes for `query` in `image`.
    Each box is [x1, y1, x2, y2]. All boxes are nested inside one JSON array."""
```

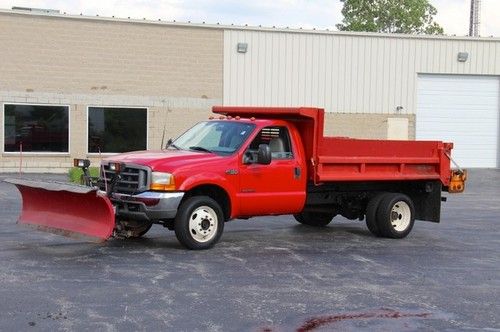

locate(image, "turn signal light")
[[150, 183, 176, 191], [448, 169, 467, 193]]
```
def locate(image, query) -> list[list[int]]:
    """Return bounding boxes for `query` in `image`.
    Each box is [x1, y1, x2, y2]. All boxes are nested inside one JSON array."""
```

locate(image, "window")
[[172, 121, 255, 155], [248, 126, 293, 159], [88, 107, 147, 153], [4, 104, 69, 153]]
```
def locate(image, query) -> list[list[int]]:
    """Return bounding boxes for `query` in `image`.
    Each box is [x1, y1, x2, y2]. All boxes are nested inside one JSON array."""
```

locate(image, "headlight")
[[150, 172, 176, 191], [73, 158, 90, 168]]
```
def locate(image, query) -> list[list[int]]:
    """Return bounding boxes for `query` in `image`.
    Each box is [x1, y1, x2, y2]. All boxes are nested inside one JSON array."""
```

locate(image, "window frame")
[[262, 126, 294, 160], [2, 102, 71, 155], [245, 125, 295, 161], [86, 105, 149, 155]]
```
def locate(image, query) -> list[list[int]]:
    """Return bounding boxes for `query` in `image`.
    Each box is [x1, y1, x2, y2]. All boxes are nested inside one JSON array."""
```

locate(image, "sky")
[[0, 0, 499, 37]]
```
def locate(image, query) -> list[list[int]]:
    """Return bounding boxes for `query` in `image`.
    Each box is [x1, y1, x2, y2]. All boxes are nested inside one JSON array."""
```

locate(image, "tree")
[[336, 0, 444, 35]]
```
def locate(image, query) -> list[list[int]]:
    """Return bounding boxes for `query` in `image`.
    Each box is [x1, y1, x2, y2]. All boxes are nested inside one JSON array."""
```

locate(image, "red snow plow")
[[5, 178, 115, 241], [5, 158, 159, 241]]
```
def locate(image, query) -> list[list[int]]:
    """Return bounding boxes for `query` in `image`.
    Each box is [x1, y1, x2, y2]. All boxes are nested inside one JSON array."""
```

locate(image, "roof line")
[[1, 8, 499, 42]]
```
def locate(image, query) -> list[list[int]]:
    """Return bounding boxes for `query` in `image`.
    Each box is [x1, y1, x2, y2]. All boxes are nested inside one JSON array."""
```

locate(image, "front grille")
[[100, 164, 150, 194]]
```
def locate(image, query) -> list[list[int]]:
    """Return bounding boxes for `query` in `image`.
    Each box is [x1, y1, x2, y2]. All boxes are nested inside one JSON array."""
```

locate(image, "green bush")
[[68, 167, 100, 184]]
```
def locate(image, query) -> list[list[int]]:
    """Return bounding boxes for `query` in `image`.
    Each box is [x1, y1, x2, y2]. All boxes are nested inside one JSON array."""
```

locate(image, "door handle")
[[294, 167, 301, 179]]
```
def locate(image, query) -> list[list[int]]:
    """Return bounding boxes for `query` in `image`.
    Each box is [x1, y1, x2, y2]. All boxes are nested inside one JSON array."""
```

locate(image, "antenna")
[[160, 107, 170, 150], [469, 0, 481, 37]]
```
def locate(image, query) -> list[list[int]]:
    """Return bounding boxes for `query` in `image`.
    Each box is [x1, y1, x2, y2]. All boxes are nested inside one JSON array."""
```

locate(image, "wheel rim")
[[188, 205, 218, 243], [390, 201, 411, 232]]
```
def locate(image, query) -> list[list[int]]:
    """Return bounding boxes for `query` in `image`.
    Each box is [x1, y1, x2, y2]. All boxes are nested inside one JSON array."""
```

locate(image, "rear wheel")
[[174, 196, 224, 250], [293, 211, 335, 227], [376, 193, 415, 238], [365, 193, 389, 236]]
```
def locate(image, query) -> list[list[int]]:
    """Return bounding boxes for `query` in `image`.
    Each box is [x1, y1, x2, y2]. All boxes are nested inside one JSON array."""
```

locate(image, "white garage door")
[[417, 74, 499, 168]]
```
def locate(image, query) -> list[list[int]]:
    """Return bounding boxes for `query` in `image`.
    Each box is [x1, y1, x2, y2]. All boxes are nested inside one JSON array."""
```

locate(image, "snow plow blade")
[[5, 178, 115, 241]]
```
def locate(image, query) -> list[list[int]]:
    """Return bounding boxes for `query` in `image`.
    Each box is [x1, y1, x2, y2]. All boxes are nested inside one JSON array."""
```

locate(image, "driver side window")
[[248, 126, 293, 160]]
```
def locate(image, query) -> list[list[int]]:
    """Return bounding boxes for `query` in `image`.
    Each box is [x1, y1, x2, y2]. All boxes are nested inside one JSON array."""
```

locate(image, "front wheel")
[[293, 211, 335, 227], [376, 193, 415, 238], [174, 196, 224, 250]]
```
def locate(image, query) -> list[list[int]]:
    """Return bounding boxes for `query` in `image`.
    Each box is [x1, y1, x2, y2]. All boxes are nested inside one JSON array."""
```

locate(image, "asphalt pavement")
[[0, 169, 498, 331]]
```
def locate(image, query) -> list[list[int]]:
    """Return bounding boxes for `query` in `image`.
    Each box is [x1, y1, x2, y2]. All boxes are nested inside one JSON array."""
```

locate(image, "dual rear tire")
[[365, 193, 415, 238]]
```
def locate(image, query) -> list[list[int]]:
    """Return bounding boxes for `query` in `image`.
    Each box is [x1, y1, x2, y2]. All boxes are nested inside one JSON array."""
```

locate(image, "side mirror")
[[257, 144, 272, 165], [166, 138, 173, 149]]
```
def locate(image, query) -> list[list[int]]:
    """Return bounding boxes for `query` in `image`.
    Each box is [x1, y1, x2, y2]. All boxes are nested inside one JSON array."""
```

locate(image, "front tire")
[[174, 196, 224, 250], [376, 193, 415, 238], [293, 211, 335, 227]]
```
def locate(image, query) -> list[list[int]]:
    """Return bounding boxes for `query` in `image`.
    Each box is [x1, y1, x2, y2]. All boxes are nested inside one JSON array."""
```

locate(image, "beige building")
[[0, 8, 499, 172]]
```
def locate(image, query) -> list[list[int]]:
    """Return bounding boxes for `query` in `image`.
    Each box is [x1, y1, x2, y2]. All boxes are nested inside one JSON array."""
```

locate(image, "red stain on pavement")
[[296, 309, 432, 332]]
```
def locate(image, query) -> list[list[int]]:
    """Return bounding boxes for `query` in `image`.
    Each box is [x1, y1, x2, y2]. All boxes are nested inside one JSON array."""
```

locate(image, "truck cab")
[[101, 116, 308, 248]]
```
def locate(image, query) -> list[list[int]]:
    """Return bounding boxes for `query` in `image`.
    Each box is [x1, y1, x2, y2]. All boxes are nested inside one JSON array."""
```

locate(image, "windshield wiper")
[[189, 146, 213, 153]]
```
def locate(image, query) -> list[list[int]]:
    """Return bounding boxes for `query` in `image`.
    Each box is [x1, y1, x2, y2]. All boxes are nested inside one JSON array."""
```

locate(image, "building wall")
[[223, 29, 500, 137], [0, 11, 223, 172], [325, 113, 415, 139], [1, 10, 499, 172]]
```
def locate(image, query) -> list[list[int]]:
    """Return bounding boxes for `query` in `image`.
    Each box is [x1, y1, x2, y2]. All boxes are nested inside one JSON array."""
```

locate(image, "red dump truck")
[[7, 106, 466, 249]]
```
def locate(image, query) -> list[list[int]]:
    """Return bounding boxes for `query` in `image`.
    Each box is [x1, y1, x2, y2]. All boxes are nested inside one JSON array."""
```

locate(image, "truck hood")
[[103, 149, 228, 171]]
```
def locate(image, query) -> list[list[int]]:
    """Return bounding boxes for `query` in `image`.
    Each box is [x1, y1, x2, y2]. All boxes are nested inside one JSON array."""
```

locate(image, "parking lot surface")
[[0, 169, 499, 331]]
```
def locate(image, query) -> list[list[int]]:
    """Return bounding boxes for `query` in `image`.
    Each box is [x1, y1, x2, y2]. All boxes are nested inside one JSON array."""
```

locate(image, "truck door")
[[238, 125, 306, 216]]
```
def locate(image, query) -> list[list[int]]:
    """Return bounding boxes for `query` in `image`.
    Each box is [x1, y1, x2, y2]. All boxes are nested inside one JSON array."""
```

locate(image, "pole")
[[19, 141, 23, 176]]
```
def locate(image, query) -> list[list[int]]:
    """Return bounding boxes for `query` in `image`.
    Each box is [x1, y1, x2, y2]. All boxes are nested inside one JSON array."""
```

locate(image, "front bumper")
[[104, 191, 184, 222]]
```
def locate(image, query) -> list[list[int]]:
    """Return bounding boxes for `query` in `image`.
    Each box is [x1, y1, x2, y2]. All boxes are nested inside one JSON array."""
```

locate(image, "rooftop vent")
[[12, 6, 60, 14]]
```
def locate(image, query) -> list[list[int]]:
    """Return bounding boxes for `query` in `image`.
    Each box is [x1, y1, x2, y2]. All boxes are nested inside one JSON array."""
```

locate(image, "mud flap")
[[5, 178, 115, 241]]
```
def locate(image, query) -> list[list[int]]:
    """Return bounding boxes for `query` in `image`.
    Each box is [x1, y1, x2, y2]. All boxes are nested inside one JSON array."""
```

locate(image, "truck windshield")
[[171, 121, 255, 155]]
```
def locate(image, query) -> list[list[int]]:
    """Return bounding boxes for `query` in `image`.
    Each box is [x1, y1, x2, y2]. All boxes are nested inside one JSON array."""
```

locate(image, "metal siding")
[[373, 37, 385, 113], [356, 37, 366, 113], [224, 30, 499, 115], [401, 39, 411, 112], [496, 43, 500, 72], [382, 37, 392, 113], [337, 36, 346, 112], [362, 37, 371, 113]]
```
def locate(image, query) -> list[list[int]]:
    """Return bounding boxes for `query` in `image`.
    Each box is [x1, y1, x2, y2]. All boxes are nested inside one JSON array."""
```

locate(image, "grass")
[[68, 167, 100, 184]]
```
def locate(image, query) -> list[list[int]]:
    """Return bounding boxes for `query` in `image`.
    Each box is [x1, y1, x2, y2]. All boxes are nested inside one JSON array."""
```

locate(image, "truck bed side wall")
[[316, 137, 452, 186]]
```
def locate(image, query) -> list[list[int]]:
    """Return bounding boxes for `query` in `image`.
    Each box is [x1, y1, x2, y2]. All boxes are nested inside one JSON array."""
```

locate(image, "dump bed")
[[317, 137, 452, 186], [213, 106, 453, 187]]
